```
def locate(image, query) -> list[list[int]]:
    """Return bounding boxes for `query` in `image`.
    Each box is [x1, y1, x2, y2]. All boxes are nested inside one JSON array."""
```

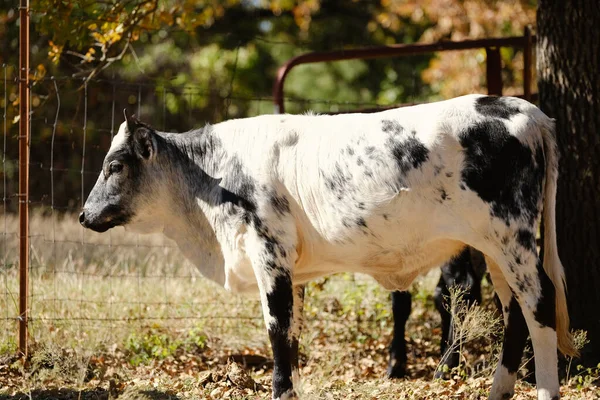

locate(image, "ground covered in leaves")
[[0, 216, 598, 399], [1, 276, 598, 400]]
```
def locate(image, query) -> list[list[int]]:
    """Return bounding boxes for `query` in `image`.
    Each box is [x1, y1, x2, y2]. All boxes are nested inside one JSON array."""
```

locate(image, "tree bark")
[[537, 0, 600, 363]]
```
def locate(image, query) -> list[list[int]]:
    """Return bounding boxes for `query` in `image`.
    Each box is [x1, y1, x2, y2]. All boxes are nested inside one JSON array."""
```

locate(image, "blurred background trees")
[[1, 0, 536, 117], [0, 0, 536, 211]]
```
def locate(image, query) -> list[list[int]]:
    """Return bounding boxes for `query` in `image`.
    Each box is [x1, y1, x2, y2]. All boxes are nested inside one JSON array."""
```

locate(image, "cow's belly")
[[293, 237, 465, 291]]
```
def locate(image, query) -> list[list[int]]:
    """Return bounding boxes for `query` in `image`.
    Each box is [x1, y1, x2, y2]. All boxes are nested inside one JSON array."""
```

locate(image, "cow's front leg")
[[252, 260, 304, 399]]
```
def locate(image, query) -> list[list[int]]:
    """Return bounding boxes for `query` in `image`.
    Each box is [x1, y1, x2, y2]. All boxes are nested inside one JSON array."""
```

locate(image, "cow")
[[80, 94, 577, 400], [388, 246, 486, 379]]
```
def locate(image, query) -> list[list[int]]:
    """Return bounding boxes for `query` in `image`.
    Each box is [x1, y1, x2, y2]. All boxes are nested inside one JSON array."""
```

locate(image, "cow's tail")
[[540, 117, 578, 357]]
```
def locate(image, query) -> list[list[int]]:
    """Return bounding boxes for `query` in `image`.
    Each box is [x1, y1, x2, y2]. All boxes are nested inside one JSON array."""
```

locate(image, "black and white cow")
[[388, 246, 486, 379], [80, 95, 577, 400]]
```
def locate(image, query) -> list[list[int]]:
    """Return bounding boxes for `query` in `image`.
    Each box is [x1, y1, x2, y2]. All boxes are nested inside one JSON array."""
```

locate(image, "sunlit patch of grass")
[[125, 324, 208, 366]]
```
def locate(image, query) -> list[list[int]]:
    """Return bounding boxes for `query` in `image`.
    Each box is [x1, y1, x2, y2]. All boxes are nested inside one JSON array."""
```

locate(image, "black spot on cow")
[[278, 246, 287, 259], [459, 119, 544, 226], [248, 213, 290, 261], [323, 163, 353, 200], [437, 187, 449, 202], [382, 120, 429, 178], [501, 297, 529, 374], [382, 214, 389, 221], [271, 193, 291, 216], [381, 119, 405, 136], [347, 146, 355, 156], [364, 169, 373, 178], [516, 273, 533, 294], [365, 146, 376, 157], [282, 130, 299, 147], [266, 272, 294, 398], [264, 235, 280, 258], [514, 255, 522, 265], [534, 259, 556, 329], [446, 172, 453, 178], [516, 229, 536, 253], [434, 165, 443, 176], [356, 217, 368, 228], [356, 157, 364, 166], [475, 96, 521, 120], [357, 202, 365, 210], [220, 157, 257, 216]]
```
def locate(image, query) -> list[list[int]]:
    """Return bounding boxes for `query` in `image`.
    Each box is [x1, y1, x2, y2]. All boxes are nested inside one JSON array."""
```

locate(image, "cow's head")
[[80, 113, 158, 233]]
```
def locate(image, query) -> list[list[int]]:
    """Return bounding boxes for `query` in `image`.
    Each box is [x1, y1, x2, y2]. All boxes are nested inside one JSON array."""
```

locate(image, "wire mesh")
[[1, 64, 18, 353], [0, 62, 404, 357]]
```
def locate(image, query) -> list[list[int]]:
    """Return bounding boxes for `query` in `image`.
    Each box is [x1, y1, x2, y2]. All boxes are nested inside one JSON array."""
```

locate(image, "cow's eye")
[[109, 161, 123, 175]]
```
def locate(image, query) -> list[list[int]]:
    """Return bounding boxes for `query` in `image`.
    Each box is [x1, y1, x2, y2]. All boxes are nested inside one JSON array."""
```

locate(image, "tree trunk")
[[537, 0, 600, 364]]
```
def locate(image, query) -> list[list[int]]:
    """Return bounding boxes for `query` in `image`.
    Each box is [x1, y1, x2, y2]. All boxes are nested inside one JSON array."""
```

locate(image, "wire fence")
[[1, 63, 425, 356], [0, 4, 537, 359]]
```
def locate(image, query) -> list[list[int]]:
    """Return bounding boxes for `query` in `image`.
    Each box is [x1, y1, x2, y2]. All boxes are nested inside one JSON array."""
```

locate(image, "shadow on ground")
[[0, 387, 181, 400]]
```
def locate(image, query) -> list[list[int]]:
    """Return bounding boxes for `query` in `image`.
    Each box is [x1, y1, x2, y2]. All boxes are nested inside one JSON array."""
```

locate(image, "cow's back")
[[273, 95, 547, 287], [211, 95, 549, 289]]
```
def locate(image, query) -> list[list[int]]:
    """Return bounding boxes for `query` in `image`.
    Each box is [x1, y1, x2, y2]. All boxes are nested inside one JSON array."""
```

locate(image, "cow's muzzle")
[[79, 210, 114, 233]]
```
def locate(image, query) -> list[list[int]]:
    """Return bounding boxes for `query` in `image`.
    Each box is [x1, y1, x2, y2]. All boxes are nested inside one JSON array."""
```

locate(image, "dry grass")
[[0, 213, 598, 399]]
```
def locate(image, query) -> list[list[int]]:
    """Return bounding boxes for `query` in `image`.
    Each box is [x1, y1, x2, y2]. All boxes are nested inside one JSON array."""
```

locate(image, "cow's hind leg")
[[486, 256, 530, 400], [485, 232, 559, 400], [388, 290, 411, 378]]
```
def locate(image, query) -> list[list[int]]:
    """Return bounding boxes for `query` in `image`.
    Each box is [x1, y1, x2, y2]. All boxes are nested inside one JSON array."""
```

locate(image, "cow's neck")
[[161, 203, 226, 287], [149, 130, 228, 286], [160, 125, 225, 177]]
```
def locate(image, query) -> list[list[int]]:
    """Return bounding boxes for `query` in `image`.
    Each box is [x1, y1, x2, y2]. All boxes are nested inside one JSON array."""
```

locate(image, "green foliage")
[[125, 324, 207, 366], [572, 363, 600, 389], [0, 336, 17, 355]]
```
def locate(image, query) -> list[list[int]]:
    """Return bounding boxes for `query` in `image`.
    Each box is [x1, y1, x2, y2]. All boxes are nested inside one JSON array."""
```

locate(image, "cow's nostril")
[[79, 211, 86, 225]]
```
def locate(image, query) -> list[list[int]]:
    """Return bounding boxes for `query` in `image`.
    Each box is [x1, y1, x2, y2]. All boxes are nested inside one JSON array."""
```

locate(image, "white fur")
[[108, 122, 128, 155]]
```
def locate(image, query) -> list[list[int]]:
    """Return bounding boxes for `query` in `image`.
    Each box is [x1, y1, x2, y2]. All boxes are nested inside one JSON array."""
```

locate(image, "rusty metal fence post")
[[523, 25, 533, 101], [18, 0, 30, 358], [273, 31, 536, 114], [485, 47, 503, 96]]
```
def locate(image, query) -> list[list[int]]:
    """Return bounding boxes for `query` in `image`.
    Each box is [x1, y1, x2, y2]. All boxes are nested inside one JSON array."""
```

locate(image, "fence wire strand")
[[2, 64, 9, 346]]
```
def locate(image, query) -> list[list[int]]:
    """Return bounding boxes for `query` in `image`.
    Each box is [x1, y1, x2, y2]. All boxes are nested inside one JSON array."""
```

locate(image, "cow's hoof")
[[488, 392, 514, 400], [387, 362, 407, 379], [274, 388, 298, 400]]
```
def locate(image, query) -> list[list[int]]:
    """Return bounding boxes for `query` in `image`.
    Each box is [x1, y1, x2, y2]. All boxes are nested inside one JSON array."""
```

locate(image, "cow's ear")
[[123, 109, 137, 136], [132, 126, 157, 160]]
